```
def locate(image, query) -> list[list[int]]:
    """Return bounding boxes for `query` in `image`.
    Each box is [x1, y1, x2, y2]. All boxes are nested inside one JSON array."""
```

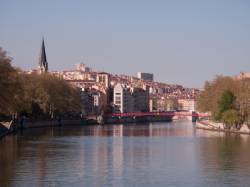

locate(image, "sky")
[[0, 0, 250, 88]]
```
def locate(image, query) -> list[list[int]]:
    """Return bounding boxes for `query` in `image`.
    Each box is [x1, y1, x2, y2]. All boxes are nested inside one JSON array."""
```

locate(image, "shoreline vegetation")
[[0, 48, 82, 124], [0, 47, 85, 138], [197, 75, 250, 134]]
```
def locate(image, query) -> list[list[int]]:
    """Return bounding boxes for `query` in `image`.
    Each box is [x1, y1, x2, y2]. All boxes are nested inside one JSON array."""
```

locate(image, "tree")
[[0, 48, 24, 115], [0, 47, 82, 118], [216, 90, 236, 121], [197, 76, 238, 121], [222, 109, 241, 130], [236, 78, 250, 122]]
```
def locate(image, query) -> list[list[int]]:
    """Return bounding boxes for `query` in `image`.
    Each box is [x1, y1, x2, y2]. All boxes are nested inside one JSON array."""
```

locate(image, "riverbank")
[[0, 118, 90, 139], [196, 120, 250, 135], [0, 115, 173, 139]]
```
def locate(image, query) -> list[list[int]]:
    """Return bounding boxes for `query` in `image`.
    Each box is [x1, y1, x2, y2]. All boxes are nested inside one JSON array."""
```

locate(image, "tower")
[[38, 38, 48, 73]]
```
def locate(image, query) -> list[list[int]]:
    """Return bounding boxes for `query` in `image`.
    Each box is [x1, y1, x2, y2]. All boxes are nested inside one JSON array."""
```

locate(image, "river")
[[1, 121, 250, 187]]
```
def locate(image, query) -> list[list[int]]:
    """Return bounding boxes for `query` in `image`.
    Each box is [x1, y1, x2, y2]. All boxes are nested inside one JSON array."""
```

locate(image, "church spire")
[[38, 38, 48, 73]]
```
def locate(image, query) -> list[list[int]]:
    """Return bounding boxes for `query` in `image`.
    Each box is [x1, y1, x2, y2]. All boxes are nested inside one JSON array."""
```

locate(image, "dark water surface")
[[1, 121, 250, 187]]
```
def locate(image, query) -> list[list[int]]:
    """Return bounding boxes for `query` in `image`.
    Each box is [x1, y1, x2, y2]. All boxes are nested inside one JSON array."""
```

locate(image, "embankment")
[[1, 115, 173, 139], [104, 115, 172, 124], [196, 120, 250, 135]]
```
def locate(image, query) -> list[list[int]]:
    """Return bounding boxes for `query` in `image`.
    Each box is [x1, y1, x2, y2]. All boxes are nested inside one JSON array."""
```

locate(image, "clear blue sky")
[[1, 0, 250, 88]]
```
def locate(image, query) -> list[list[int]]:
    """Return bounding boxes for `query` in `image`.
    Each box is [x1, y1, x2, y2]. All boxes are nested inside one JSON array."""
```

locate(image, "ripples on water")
[[1, 121, 250, 187]]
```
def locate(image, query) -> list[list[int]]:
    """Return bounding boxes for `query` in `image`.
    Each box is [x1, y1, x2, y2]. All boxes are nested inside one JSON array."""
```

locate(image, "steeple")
[[38, 38, 48, 73]]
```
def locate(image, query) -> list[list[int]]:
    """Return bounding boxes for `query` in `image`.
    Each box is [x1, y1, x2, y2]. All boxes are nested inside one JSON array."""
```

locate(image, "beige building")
[[97, 72, 110, 88], [178, 99, 196, 111]]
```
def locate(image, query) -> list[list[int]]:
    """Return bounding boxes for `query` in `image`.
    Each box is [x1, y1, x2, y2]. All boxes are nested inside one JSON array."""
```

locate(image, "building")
[[97, 72, 110, 88], [76, 63, 91, 72], [236, 72, 250, 80], [38, 38, 48, 74], [137, 72, 154, 81], [90, 91, 102, 115], [113, 83, 134, 113], [178, 99, 196, 111], [80, 88, 94, 115], [131, 87, 149, 112]]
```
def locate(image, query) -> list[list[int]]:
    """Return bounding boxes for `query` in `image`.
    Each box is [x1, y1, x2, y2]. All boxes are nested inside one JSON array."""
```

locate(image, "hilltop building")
[[137, 72, 154, 81], [236, 72, 250, 80]]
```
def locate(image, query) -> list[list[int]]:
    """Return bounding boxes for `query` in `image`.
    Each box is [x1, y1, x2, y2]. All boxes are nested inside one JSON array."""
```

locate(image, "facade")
[[38, 38, 48, 74], [113, 84, 150, 113], [91, 91, 102, 115], [178, 99, 196, 111], [61, 70, 94, 81], [132, 87, 149, 112], [80, 89, 94, 115], [97, 72, 110, 88], [137, 72, 154, 81], [113, 84, 134, 113]]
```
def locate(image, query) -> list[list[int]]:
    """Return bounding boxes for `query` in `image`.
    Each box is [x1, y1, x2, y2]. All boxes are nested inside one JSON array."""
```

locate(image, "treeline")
[[197, 76, 250, 128], [0, 48, 81, 119]]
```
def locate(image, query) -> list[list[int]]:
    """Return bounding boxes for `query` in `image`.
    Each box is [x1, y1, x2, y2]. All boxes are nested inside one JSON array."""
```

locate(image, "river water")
[[1, 121, 250, 187]]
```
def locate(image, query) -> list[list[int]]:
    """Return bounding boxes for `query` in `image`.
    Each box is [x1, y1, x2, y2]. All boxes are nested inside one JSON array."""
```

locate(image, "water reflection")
[[1, 121, 250, 187]]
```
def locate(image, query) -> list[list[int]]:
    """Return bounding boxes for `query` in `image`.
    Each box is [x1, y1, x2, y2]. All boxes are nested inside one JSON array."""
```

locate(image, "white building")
[[113, 84, 134, 113]]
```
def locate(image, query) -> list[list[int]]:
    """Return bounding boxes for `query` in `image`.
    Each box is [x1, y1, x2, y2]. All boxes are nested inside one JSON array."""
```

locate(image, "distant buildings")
[[113, 83, 149, 113], [27, 39, 202, 115], [137, 72, 154, 81], [236, 72, 250, 80], [76, 63, 91, 72]]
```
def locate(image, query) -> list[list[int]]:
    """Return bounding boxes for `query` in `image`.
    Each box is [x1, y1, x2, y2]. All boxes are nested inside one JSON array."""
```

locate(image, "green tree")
[[0, 48, 24, 115], [216, 90, 236, 120], [197, 76, 238, 120], [0, 47, 82, 118], [222, 109, 241, 129]]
